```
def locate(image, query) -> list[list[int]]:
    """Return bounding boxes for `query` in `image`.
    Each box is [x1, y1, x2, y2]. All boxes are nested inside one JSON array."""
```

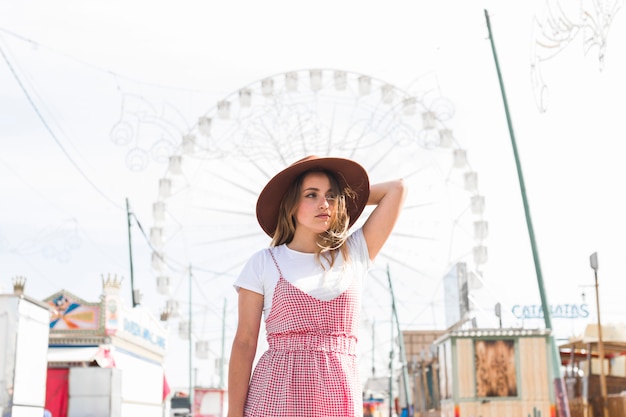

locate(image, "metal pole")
[[390, 304, 394, 417], [484, 9, 570, 417], [388, 265, 412, 416], [125, 198, 137, 307], [590, 252, 609, 417], [220, 298, 226, 389], [372, 319, 376, 378], [189, 265, 194, 415]]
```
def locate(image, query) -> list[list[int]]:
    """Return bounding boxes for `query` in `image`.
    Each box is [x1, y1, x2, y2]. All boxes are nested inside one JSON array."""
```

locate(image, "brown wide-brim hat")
[[256, 155, 370, 237]]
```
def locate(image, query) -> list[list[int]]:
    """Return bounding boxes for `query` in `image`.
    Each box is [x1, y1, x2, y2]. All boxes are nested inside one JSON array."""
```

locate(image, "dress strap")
[[267, 248, 284, 278]]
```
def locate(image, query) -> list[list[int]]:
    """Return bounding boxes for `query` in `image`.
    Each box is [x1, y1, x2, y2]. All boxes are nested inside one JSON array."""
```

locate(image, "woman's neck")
[[287, 231, 320, 253]]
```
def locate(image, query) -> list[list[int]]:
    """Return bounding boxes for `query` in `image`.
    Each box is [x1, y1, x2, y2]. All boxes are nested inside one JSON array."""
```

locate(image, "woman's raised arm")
[[361, 179, 407, 260]]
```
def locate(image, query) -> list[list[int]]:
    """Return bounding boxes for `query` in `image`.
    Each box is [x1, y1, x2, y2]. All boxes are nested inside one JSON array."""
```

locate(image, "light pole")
[[484, 9, 570, 417], [590, 252, 609, 417], [126, 198, 138, 307], [387, 265, 412, 417]]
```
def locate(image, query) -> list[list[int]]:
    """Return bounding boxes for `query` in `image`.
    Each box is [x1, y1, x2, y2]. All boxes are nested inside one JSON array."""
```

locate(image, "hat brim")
[[256, 156, 370, 237]]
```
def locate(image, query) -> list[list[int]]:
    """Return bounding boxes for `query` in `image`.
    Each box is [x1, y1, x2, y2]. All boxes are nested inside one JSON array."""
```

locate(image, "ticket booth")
[[435, 328, 555, 417], [44, 276, 169, 417]]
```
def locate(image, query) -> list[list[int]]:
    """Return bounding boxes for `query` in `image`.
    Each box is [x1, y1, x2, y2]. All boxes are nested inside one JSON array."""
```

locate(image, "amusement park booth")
[[403, 330, 446, 417], [434, 327, 556, 417], [44, 276, 169, 417], [0, 285, 50, 417], [559, 323, 626, 417]]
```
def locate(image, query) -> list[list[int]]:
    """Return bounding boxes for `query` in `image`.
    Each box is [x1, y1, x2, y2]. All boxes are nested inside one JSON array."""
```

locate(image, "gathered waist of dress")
[[267, 332, 357, 355]]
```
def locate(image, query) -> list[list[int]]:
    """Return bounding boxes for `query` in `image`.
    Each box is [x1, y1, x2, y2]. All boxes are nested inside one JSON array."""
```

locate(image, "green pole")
[[125, 198, 137, 307], [220, 298, 226, 389], [189, 265, 194, 415], [388, 264, 412, 416], [484, 9, 570, 417], [389, 299, 394, 417]]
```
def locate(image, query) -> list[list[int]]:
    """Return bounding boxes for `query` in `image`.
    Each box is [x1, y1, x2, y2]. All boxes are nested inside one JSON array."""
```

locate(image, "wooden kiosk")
[[560, 324, 626, 417], [434, 328, 556, 417]]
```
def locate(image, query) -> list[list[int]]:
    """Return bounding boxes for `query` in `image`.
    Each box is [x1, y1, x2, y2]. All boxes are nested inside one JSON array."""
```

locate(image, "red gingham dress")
[[244, 249, 362, 417]]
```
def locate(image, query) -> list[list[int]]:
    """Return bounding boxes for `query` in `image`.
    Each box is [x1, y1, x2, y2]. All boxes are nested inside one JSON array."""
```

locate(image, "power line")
[[0, 40, 122, 210], [0, 27, 217, 94]]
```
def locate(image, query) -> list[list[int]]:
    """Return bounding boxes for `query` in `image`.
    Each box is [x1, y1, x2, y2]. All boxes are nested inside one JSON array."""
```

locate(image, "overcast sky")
[[2, 0, 625, 388]]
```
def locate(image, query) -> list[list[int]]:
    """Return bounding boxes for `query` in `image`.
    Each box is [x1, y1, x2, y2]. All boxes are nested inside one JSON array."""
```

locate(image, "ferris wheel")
[[148, 68, 488, 365]]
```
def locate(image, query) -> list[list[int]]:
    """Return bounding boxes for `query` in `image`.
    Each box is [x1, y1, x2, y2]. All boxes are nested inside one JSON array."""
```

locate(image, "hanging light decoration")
[[464, 171, 478, 192], [358, 75, 371, 95], [126, 148, 149, 172], [310, 69, 322, 91], [182, 134, 196, 155], [239, 88, 252, 107], [439, 129, 453, 148], [381, 84, 395, 104], [217, 100, 230, 119], [334, 70, 347, 90], [530, 0, 620, 112], [159, 178, 171, 198], [151, 140, 174, 165], [285, 72, 298, 92], [261, 78, 274, 96]]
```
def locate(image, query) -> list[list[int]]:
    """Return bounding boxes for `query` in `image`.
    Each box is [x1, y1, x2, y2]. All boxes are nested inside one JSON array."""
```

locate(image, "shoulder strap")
[[267, 248, 284, 278]]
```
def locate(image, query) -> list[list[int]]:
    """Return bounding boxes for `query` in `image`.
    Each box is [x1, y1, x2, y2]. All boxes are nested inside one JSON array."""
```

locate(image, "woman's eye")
[[325, 195, 336, 201]]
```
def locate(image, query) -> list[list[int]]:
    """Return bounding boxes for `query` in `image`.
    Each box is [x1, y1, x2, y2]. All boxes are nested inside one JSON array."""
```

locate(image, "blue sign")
[[123, 318, 167, 349], [511, 303, 589, 320]]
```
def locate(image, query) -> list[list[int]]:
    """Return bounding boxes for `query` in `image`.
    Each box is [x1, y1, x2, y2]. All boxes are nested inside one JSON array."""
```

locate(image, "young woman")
[[228, 155, 406, 417]]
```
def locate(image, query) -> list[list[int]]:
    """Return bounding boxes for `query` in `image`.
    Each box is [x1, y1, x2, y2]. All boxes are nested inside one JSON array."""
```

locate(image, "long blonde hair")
[[271, 169, 354, 268]]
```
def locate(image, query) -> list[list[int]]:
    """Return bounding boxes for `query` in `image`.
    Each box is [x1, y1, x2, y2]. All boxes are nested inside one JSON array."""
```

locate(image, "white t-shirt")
[[234, 228, 372, 320]]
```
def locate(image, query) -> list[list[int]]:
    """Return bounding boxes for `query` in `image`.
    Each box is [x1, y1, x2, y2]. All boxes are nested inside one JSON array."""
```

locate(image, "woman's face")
[[294, 172, 336, 235]]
